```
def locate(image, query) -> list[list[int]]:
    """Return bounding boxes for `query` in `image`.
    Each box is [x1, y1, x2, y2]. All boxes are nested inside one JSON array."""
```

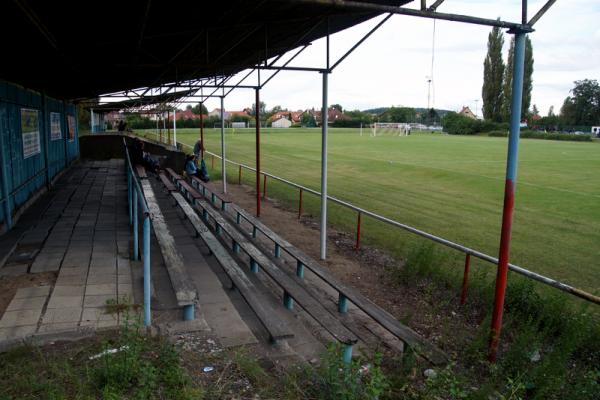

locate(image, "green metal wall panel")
[[0, 81, 79, 230]]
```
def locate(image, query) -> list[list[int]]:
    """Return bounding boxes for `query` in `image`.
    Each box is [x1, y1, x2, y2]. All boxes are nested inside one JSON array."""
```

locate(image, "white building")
[[272, 117, 292, 128], [592, 126, 600, 136]]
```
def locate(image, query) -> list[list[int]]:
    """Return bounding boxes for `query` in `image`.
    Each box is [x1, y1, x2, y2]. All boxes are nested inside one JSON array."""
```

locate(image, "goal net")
[[370, 123, 411, 137]]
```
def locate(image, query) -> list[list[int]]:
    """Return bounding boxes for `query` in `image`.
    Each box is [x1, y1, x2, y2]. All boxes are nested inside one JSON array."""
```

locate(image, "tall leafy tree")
[[522, 36, 534, 119], [560, 79, 600, 125], [191, 103, 208, 115], [501, 37, 514, 121], [482, 25, 505, 122], [501, 36, 534, 121]]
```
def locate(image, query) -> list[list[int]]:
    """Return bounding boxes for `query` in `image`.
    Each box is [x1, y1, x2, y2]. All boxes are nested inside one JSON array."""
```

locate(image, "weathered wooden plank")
[[178, 180, 203, 200], [193, 196, 356, 345], [135, 164, 147, 179], [233, 205, 447, 364], [191, 176, 233, 203], [165, 167, 183, 181], [158, 173, 177, 192], [140, 179, 196, 306], [171, 192, 293, 342]]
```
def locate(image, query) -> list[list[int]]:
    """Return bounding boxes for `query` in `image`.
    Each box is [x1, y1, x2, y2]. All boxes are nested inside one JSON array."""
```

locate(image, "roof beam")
[[289, 0, 533, 32], [427, 0, 445, 12], [527, 0, 557, 26]]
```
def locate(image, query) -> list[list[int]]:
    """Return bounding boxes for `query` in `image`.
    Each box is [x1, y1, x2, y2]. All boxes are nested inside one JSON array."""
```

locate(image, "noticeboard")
[[21, 108, 41, 158], [50, 112, 62, 140], [67, 115, 76, 142]]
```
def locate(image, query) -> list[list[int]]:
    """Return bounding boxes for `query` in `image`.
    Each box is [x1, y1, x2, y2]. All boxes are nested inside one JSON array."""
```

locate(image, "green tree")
[[560, 79, 600, 125], [501, 37, 514, 121], [501, 36, 534, 121], [331, 104, 343, 112], [300, 112, 316, 127], [250, 101, 267, 116], [522, 36, 534, 120], [547, 105, 555, 117], [482, 24, 505, 122], [191, 103, 208, 115]]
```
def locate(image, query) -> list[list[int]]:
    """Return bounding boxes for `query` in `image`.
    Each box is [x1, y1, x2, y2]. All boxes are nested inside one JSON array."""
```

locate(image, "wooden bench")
[[170, 191, 293, 342], [165, 167, 183, 181], [139, 178, 197, 320], [231, 204, 447, 365], [158, 172, 177, 192], [186, 195, 358, 359], [190, 176, 233, 211], [135, 164, 147, 179]]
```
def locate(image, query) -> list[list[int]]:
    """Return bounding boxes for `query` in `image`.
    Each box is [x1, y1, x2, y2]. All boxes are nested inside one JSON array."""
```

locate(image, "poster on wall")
[[50, 112, 62, 140], [21, 108, 41, 158], [67, 115, 75, 142]]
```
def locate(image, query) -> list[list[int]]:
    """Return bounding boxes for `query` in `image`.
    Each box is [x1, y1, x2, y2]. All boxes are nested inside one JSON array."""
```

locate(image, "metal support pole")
[[183, 305, 194, 320], [284, 292, 294, 310], [296, 260, 305, 278], [355, 211, 362, 250], [298, 188, 303, 219], [489, 31, 526, 362], [250, 259, 259, 273], [320, 71, 329, 260], [256, 87, 261, 217], [90, 108, 95, 133], [143, 215, 151, 326], [0, 123, 12, 230], [338, 293, 348, 313], [220, 97, 227, 193], [461, 254, 471, 305], [128, 170, 132, 225], [173, 108, 177, 148], [133, 189, 139, 260], [200, 103, 205, 158], [263, 175, 267, 198], [238, 165, 242, 184]]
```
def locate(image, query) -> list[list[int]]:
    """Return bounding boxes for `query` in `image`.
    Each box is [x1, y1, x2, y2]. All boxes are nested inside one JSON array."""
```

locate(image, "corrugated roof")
[[1, 0, 410, 100]]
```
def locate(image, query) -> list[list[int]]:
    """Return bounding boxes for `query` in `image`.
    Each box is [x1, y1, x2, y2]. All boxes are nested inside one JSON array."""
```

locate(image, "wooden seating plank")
[[170, 192, 293, 341], [135, 164, 147, 179], [193, 197, 356, 345], [165, 167, 183, 181], [191, 176, 233, 203], [178, 180, 203, 200], [230, 201, 447, 364], [140, 179, 197, 306], [158, 173, 177, 192]]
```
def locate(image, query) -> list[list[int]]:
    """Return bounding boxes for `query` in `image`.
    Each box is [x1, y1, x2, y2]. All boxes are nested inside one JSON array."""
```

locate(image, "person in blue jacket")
[[185, 154, 210, 182]]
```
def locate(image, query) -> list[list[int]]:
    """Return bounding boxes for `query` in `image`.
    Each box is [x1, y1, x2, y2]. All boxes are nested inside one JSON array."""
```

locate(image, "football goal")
[[370, 123, 411, 137]]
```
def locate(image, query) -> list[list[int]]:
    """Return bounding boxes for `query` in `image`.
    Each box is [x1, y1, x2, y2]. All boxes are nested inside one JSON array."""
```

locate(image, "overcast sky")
[[185, 0, 600, 117]]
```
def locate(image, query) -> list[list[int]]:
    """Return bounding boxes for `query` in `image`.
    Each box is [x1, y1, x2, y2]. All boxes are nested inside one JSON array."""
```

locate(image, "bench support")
[[296, 261, 305, 279], [183, 304, 195, 321], [236, 212, 241, 224], [338, 293, 348, 314], [343, 344, 353, 365], [283, 291, 294, 310], [250, 259, 259, 273], [133, 189, 139, 260], [233, 242, 240, 253], [143, 216, 151, 326], [275, 244, 281, 258], [252, 226, 257, 238]]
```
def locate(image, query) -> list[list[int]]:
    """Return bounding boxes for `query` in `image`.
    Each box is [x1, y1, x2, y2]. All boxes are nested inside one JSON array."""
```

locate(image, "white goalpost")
[[370, 122, 411, 137]]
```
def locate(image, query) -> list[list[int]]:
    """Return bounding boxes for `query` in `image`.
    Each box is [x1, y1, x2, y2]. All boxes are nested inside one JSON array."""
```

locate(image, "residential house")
[[272, 117, 292, 128], [459, 106, 477, 119]]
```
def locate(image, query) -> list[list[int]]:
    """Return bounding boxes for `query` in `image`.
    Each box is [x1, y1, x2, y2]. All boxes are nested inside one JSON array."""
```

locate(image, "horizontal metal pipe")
[[289, 0, 533, 32], [198, 148, 600, 306]]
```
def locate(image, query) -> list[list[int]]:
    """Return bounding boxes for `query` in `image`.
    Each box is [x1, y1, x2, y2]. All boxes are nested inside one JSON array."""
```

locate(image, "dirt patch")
[[0, 272, 56, 316], [218, 183, 485, 359]]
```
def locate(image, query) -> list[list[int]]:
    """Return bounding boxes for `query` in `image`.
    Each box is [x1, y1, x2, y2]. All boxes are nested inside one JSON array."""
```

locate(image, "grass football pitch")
[[139, 127, 600, 295]]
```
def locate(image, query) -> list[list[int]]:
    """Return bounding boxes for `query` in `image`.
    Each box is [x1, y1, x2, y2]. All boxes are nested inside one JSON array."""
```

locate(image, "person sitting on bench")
[[185, 154, 209, 182]]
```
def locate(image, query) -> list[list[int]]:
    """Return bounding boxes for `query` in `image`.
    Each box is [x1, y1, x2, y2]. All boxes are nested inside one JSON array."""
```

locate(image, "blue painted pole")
[[343, 344, 353, 365], [284, 292, 294, 310], [338, 293, 348, 314], [133, 189, 139, 260], [489, 31, 526, 362], [236, 212, 241, 224], [143, 215, 151, 326], [128, 170, 132, 225], [274, 244, 281, 258], [250, 259, 259, 273], [0, 127, 12, 230], [183, 305, 195, 321], [252, 226, 257, 238], [296, 261, 305, 279]]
